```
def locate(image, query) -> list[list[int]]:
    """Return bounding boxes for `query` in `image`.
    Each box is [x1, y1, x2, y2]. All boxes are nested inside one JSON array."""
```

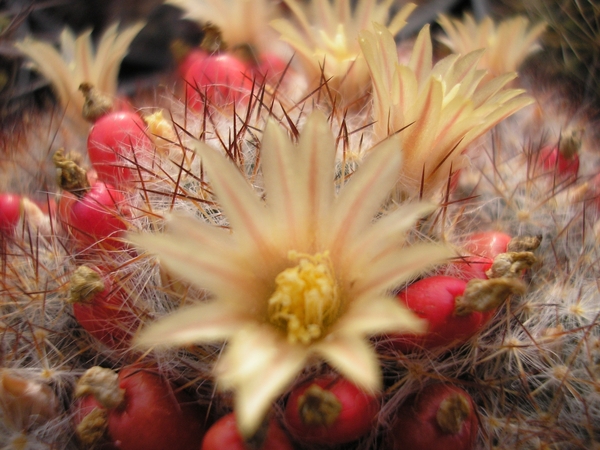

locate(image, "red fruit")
[[74, 366, 207, 450], [69, 265, 139, 350], [178, 48, 208, 79], [87, 111, 153, 186], [463, 231, 512, 260], [252, 53, 288, 84], [451, 231, 512, 280], [60, 181, 129, 249], [539, 144, 579, 179], [390, 276, 487, 351], [184, 54, 253, 110], [284, 375, 379, 445], [448, 255, 494, 282], [201, 413, 293, 450], [0, 194, 54, 236], [73, 395, 118, 450], [388, 384, 478, 450], [0, 193, 22, 234]]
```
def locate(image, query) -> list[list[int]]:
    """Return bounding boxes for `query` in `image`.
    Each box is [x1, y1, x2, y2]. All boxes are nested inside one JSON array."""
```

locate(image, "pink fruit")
[[184, 53, 253, 110], [463, 231, 512, 260], [448, 255, 495, 282], [388, 384, 479, 450], [391, 276, 488, 351], [73, 395, 118, 450], [60, 181, 129, 249], [538, 142, 580, 179], [284, 375, 379, 445], [87, 111, 153, 186], [252, 52, 288, 84], [0, 193, 22, 234], [74, 366, 207, 450], [201, 413, 293, 450], [69, 265, 139, 350], [451, 231, 512, 280], [177, 48, 208, 80]]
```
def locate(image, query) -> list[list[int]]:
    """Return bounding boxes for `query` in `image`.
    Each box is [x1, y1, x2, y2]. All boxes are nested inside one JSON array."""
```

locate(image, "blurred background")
[[1, 0, 598, 131]]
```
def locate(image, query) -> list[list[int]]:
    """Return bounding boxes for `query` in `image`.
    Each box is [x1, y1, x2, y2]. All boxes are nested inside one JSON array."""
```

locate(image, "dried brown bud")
[[455, 277, 526, 316]]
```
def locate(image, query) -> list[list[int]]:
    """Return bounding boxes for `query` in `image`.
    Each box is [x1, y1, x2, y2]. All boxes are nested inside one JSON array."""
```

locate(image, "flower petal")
[[192, 141, 274, 263], [15, 38, 77, 116], [359, 23, 401, 137], [408, 24, 433, 85], [342, 201, 436, 269], [134, 301, 248, 348], [296, 111, 336, 245], [260, 119, 301, 242], [216, 327, 307, 437], [94, 22, 145, 96], [334, 295, 426, 336], [387, 3, 417, 36], [353, 242, 453, 298], [314, 334, 381, 393], [325, 136, 402, 251], [128, 229, 257, 299]]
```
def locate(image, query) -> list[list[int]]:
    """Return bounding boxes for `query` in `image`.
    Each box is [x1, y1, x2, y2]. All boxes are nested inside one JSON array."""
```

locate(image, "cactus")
[[2, 2, 600, 449]]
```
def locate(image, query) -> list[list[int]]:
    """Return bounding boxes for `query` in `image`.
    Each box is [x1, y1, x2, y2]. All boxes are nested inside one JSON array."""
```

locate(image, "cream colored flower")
[[359, 23, 534, 199], [437, 14, 546, 79], [167, 0, 282, 54], [15, 23, 143, 131], [271, 1, 416, 106], [130, 112, 451, 437]]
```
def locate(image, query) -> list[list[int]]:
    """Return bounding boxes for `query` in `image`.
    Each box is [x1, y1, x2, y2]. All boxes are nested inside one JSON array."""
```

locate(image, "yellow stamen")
[[268, 251, 340, 345]]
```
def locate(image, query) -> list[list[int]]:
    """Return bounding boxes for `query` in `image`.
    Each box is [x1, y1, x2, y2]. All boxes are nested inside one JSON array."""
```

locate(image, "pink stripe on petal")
[[326, 137, 402, 250], [192, 141, 274, 261], [296, 112, 336, 243], [261, 120, 301, 242], [135, 302, 248, 347], [355, 243, 452, 298]]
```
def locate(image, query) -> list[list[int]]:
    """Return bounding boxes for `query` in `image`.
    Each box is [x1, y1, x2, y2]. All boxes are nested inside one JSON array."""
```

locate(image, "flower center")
[[319, 24, 353, 60], [267, 251, 341, 345]]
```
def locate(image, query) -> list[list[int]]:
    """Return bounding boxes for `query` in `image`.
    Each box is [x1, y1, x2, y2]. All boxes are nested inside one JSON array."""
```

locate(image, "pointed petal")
[[260, 119, 301, 242], [15, 38, 75, 110], [335, 295, 426, 336], [446, 49, 485, 88], [74, 29, 93, 85], [281, 0, 314, 38], [134, 302, 247, 348], [216, 328, 307, 437], [354, 243, 453, 298], [403, 77, 443, 172], [326, 136, 402, 250], [472, 72, 518, 107], [98, 22, 144, 95], [296, 111, 336, 243], [387, 3, 417, 36], [359, 24, 400, 138], [342, 202, 437, 272], [191, 141, 273, 262], [408, 24, 432, 85], [162, 213, 237, 254], [430, 53, 460, 81], [314, 335, 381, 393], [395, 64, 417, 121], [128, 230, 256, 299]]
